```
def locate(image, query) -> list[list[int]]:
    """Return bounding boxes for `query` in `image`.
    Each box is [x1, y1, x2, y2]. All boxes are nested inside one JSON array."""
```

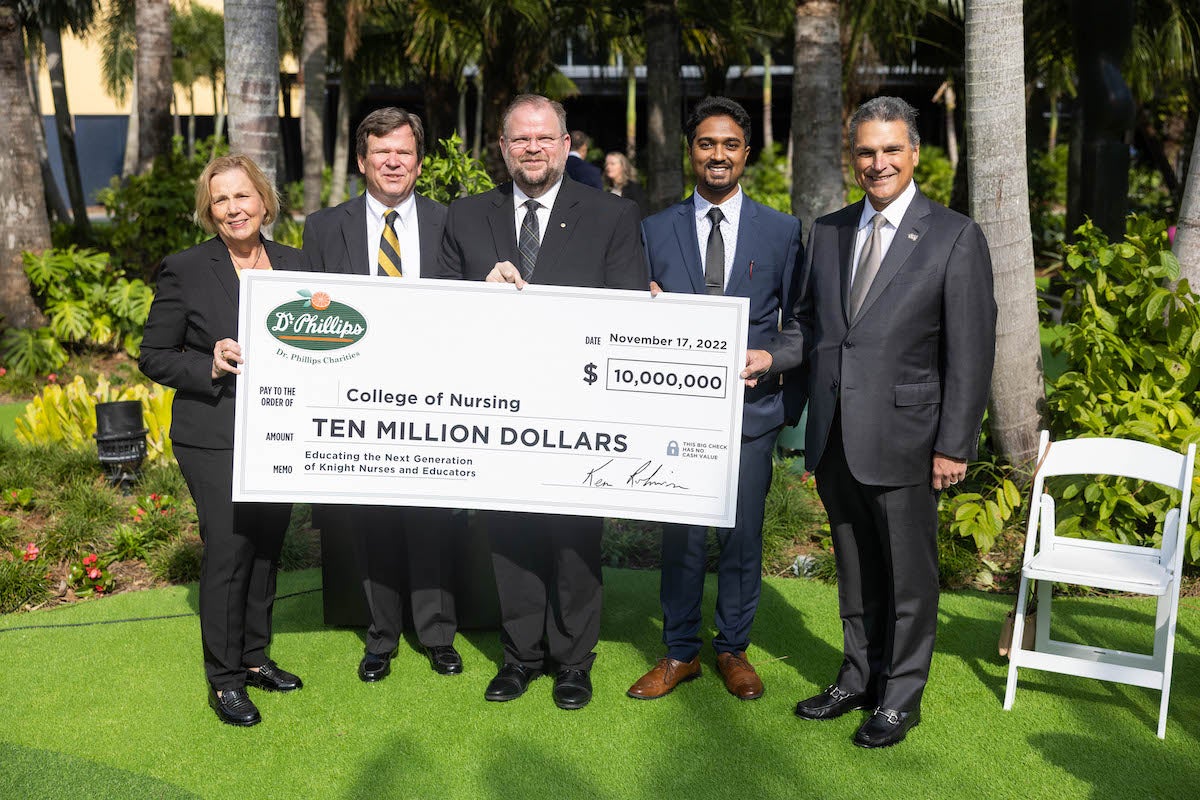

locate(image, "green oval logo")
[[267, 290, 367, 351]]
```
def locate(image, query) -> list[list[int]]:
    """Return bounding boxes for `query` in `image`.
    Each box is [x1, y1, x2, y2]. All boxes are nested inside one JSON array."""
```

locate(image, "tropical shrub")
[[1046, 216, 1200, 561], [98, 136, 227, 278], [14, 375, 174, 463], [416, 133, 496, 205], [741, 143, 791, 213]]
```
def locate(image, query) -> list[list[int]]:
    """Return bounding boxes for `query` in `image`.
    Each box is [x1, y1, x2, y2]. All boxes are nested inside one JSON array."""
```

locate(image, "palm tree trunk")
[[26, 46, 69, 223], [0, 0, 49, 329], [328, 78, 350, 206], [43, 27, 90, 238], [225, 0, 281, 188], [791, 0, 843, 233], [135, 0, 174, 172], [1174, 128, 1200, 289], [761, 47, 773, 151], [625, 64, 637, 163], [645, 0, 682, 213], [123, 70, 139, 177], [965, 0, 1043, 464], [301, 0, 328, 214]]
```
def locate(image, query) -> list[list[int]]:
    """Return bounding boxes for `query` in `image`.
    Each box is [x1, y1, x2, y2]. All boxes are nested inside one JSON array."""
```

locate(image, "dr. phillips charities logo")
[[268, 290, 366, 351]]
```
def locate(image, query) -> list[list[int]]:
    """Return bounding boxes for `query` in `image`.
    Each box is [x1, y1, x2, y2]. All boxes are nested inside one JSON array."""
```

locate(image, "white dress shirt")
[[850, 180, 917, 282], [365, 191, 422, 279], [512, 178, 564, 247], [693, 187, 743, 290]]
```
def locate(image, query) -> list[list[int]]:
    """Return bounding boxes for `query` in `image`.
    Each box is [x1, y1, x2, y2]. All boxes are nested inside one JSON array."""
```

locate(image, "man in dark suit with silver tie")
[[782, 96, 996, 747], [303, 107, 464, 682]]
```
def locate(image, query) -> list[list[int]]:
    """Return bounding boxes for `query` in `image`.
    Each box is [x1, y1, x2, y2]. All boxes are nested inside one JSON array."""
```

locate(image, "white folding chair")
[[1003, 430, 1196, 739]]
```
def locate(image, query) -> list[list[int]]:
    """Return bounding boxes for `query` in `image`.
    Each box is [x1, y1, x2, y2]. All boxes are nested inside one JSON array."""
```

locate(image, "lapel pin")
[[560, 222, 566, 228], [908, 232, 919, 241]]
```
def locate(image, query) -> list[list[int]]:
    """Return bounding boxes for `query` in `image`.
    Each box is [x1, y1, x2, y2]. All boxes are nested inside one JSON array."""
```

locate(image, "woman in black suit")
[[604, 151, 651, 218], [139, 154, 307, 727]]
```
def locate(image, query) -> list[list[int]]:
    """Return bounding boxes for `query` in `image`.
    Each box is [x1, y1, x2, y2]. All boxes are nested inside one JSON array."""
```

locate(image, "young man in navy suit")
[[629, 96, 804, 702]]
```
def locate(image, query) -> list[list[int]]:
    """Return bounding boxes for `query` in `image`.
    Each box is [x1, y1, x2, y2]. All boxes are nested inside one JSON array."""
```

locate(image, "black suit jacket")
[[139, 236, 308, 450], [780, 189, 996, 486], [436, 177, 645, 290], [565, 154, 604, 190], [302, 192, 447, 276]]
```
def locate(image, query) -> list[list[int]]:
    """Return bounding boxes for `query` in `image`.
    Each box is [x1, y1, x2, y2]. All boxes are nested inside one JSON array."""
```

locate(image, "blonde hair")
[[194, 154, 280, 234], [604, 151, 637, 189]]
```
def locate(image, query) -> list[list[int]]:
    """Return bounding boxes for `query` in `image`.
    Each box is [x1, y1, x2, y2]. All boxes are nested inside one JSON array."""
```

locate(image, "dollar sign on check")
[[582, 363, 598, 384]]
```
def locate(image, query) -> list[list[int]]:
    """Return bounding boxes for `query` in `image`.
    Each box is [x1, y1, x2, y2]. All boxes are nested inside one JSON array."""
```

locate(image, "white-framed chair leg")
[[1004, 574, 1032, 710], [1156, 581, 1183, 739]]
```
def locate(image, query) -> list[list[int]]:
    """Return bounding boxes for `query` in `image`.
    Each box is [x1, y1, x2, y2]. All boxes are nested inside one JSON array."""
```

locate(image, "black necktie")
[[705, 206, 725, 296], [518, 199, 541, 280]]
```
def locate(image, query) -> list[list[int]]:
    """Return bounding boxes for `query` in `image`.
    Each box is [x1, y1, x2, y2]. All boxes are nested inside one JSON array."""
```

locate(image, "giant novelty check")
[[232, 271, 749, 527]]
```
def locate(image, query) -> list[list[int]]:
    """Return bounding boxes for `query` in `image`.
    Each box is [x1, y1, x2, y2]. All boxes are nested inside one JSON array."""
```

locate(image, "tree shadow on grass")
[[1029, 730, 1200, 798], [0, 741, 200, 800]]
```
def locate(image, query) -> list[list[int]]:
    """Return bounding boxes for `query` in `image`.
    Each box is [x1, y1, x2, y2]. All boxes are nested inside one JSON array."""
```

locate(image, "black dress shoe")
[[794, 684, 874, 720], [425, 645, 464, 675], [358, 650, 393, 683], [208, 686, 261, 727], [485, 663, 540, 702], [553, 668, 593, 710], [853, 707, 921, 748], [245, 660, 303, 692]]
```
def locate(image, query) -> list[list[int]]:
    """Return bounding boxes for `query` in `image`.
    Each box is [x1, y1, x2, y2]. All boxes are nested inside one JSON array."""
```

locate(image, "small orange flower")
[[86, 567, 101, 580], [310, 291, 332, 310]]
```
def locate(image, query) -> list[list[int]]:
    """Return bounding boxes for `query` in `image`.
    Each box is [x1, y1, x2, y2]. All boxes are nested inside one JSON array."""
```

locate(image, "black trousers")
[[659, 426, 778, 660], [174, 445, 291, 691], [814, 415, 940, 712], [487, 512, 602, 673], [324, 506, 461, 656]]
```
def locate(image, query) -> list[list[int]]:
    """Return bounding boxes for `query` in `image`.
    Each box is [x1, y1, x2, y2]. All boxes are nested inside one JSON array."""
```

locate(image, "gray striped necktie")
[[850, 212, 886, 319], [518, 199, 541, 279]]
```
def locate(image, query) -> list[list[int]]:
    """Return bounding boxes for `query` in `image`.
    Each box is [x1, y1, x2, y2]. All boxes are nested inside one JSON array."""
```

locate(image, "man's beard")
[[508, 156, 563, 195]]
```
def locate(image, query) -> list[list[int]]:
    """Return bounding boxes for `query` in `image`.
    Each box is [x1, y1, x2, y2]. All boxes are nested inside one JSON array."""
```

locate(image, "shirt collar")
[[693, 185, 743, 222], [365, 190, 417, 225], [513, 177, 564, 213], [857, 179, 917, 230]]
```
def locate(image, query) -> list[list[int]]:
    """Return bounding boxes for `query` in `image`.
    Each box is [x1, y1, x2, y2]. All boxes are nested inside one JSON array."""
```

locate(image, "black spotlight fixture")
[[94, 400, 148, 491]]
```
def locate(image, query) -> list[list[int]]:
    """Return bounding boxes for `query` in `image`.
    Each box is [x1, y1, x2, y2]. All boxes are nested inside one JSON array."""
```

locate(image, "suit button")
[[843, 341, 854, 349], [831, 380, 839, 390]]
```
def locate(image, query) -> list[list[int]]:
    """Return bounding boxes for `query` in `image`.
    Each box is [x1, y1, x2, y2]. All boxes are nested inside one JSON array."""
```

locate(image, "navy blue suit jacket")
[[641, 193, 804, 438]]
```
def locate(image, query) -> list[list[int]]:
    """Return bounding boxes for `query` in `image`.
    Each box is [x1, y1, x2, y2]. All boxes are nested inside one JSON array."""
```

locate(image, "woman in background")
[[139, 154, 307, 727], [604, 151, 651, 219]]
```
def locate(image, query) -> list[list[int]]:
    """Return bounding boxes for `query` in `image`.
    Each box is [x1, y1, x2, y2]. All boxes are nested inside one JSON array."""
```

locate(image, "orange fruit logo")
[[310, 291, 332, 310]]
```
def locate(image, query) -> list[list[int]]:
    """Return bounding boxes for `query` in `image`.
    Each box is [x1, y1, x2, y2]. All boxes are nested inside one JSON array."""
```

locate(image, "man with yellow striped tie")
[[303, 107, 465, 683]]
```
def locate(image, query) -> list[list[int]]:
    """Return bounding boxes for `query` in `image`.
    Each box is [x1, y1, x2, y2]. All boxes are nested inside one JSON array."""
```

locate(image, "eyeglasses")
[[506, 135, 565, 151]]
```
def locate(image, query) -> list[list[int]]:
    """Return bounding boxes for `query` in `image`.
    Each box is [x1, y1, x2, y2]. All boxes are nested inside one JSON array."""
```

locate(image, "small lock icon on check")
[[666, 441, 680, 457]]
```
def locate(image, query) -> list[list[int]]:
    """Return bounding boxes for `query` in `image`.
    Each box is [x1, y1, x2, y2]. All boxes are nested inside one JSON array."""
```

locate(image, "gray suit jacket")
[[777, 188, 997, 486], [302, 192, 447, 276]]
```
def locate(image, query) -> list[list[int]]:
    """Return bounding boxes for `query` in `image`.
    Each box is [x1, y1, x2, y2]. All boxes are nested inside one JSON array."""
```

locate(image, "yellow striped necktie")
[[378, 209, 403, 277]]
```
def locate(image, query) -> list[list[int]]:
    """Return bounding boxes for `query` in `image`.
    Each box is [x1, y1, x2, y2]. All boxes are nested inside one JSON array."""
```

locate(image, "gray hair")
[[849, 96, 920, 149]]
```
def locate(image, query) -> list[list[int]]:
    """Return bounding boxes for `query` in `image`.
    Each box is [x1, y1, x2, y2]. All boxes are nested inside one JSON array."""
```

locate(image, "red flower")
[[150, 493, 160, 502], [94, 584, 106, 595], [23, 543, 39, 562], [83, 553, 98, 566], [47, 374, 57, 383], [0, 367, 7, 377], [9, 491, 16, 500], [160, 509, 169, 516], [86, 567, 102, 580]]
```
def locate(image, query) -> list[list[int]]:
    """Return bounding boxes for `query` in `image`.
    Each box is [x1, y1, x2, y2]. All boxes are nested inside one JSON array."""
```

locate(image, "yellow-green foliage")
[[14, 376, 175, 462]]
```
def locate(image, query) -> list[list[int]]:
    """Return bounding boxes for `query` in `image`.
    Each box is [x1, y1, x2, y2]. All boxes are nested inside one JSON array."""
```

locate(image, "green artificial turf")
[[0, 402, 23, 439], [1, 569, 1198, 800]]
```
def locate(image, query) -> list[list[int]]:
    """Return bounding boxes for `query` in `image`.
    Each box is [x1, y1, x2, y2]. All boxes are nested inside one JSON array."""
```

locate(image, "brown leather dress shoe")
[[716, 651, 764, 700], [627, 656, 702, 699]]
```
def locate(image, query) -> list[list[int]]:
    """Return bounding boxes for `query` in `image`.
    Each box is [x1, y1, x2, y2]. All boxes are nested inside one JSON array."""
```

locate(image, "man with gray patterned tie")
[[436, 94, 645, 709], [786, 96, 996, 748]]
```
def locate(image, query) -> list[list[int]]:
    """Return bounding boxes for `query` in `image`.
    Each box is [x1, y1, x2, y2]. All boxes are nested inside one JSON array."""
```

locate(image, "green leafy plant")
[[0, 327, 69, 377], [741, 143, 792, 214], [0, 555, 50, 613], [129, 492, 185, 543], [1046, 216, 1200, 561], [106, 523, 150, 563], [98, 136, 227, 279], [416, 133, 496, 205], [68, 552, 114, 597], [149, 536, 203, 583], [3, 487, 35, 511]]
